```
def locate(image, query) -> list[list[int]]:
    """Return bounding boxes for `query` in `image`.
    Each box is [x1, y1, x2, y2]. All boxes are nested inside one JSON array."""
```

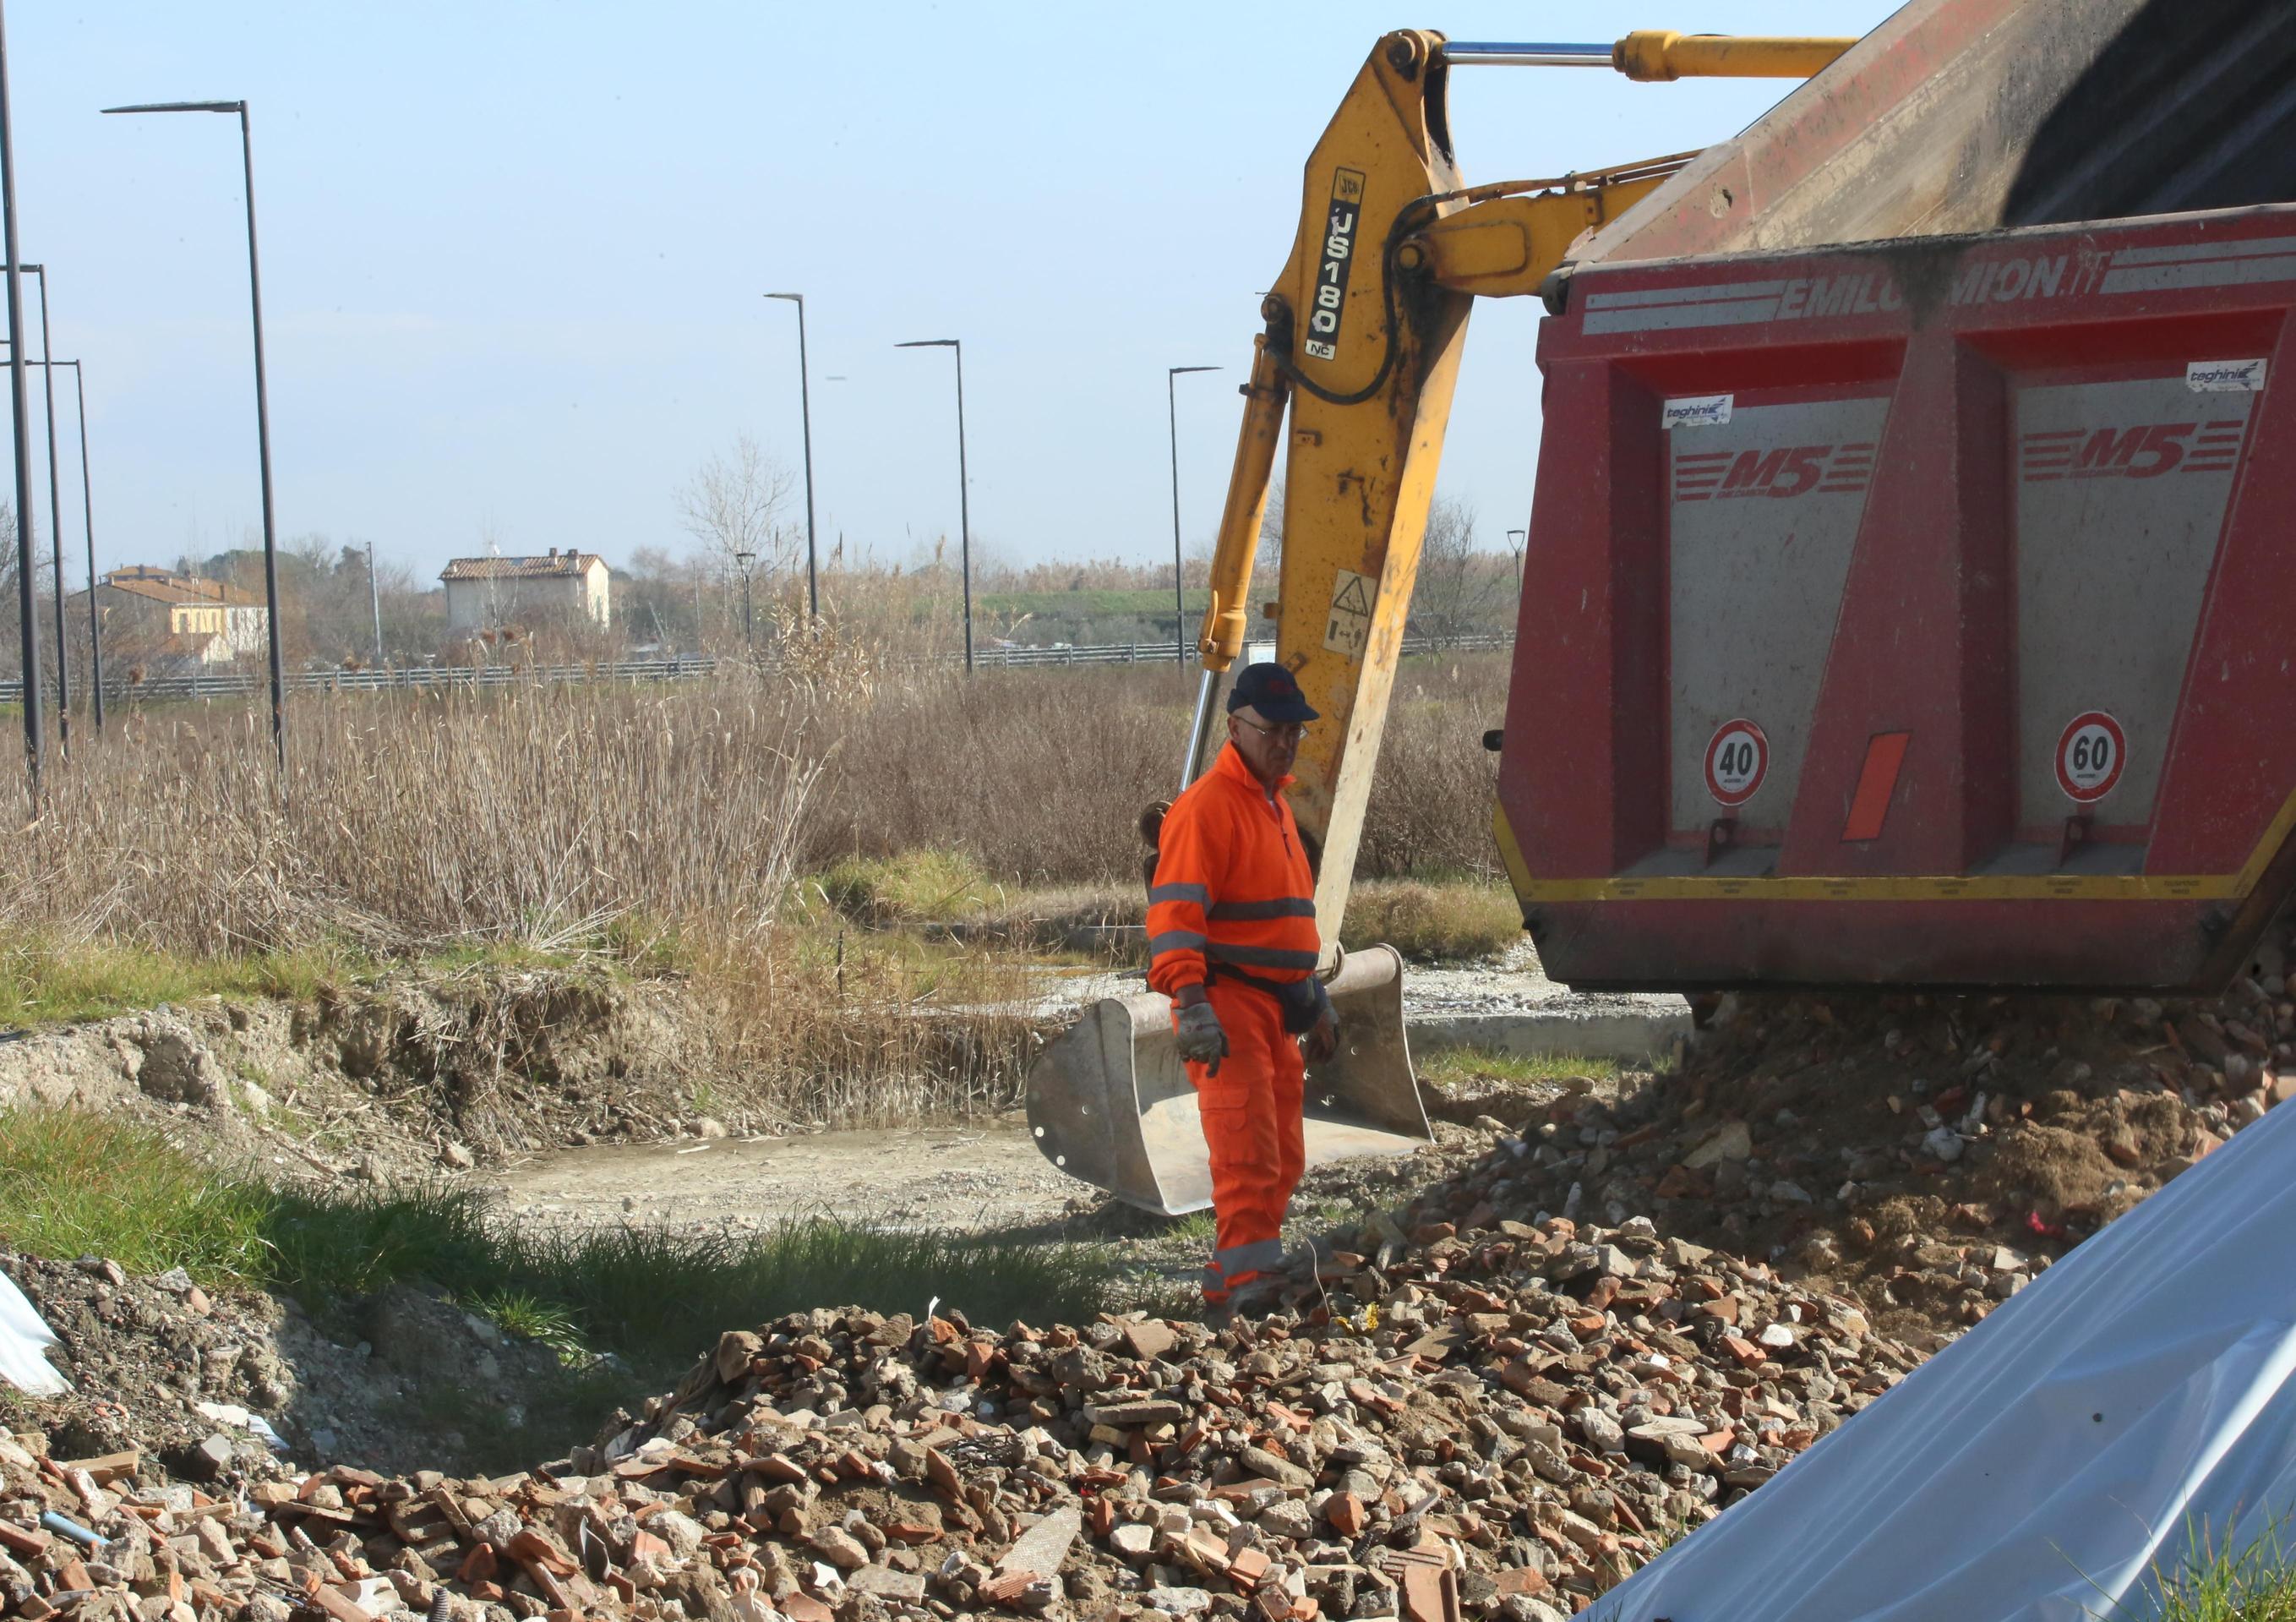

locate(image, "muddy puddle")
[[494, 1118, 1086, 1234]]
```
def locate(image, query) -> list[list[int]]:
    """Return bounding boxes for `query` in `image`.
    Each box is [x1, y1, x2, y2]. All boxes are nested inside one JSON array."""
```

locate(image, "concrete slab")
[[1031, 939, 1692, 1065], [1408, 1005, 1690, 1062]]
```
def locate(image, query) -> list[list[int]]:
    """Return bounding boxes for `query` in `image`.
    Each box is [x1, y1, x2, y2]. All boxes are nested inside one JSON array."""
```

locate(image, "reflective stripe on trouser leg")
[[1182, 980, 1297, 1302], [1213, 1238, 1284, 1277]]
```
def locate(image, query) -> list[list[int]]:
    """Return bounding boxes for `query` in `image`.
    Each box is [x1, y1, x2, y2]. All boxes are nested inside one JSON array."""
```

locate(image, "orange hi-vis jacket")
[[1147, 741, 1320, 996]]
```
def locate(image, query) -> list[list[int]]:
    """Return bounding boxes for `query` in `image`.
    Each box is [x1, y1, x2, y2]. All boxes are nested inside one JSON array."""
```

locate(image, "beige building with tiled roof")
[[69, 566, 269, 669], [439, 548, 609, 631]]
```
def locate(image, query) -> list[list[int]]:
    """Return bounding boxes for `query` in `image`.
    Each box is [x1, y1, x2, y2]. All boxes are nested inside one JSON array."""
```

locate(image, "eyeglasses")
[[1235, 717, 1308, 743]]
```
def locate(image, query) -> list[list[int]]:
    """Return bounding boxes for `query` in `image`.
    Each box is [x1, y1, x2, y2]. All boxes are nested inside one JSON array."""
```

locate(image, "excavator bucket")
[[1025, 944, 1432, 1215]]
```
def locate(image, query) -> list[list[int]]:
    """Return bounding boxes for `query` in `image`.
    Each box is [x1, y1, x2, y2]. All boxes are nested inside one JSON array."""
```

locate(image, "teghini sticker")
[[2187, 358, 2266, 393], [1302, 168, 1366, 363], [1664, 393, 1734, 429]]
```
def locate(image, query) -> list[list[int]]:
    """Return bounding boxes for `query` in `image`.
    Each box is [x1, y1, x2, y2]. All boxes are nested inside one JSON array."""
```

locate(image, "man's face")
[[1228, 704, 1305, 785]]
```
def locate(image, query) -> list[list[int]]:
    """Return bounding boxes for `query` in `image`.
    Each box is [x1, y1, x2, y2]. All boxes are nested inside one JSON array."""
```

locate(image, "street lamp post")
[[763, 293, 819, 621], [1166, 365, 1219, 664], [16, 265, 67, 751], [0, 2, 42, 795], [103, 98, 287, 779], [735, 549, 755, 647], [63, 361, 100, 730], [895, 338, 973, 674], [9, 358, 104, 730], [366, 538, 383, 667]]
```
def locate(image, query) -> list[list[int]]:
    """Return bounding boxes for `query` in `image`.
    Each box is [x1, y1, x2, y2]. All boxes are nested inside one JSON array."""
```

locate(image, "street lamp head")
[[896, 339, 958, 349], [735, 551, 755, 565], [764, 292, 803, 303], [1170, 365, 1220, 377], [102, 100, 244, 116]]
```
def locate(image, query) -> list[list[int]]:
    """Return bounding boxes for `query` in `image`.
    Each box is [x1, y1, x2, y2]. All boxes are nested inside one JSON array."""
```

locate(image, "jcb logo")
[[1673, 441, 1875, 503], [2020, 419, 2246, 483]]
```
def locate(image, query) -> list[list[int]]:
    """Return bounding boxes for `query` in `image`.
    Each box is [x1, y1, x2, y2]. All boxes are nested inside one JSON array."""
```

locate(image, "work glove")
[[1174, 997, 1229, 1076], [1303, 979, 1339, 1065]]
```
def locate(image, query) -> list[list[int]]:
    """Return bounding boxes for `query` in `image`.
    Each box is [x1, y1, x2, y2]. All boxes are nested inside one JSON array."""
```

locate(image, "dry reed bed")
[[0, 657, 1511, 947], [1, 683, 816, 954], [0, 656, 1509, 1122], [799, 654, 1509, 883]]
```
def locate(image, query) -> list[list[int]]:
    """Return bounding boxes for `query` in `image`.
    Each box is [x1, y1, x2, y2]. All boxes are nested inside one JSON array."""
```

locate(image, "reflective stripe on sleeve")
[[1148, 930, 1208, 958], [1206, 941, 1321, 971], [1206, 897, 1317, 921], [1149, 882, 1210, 906]]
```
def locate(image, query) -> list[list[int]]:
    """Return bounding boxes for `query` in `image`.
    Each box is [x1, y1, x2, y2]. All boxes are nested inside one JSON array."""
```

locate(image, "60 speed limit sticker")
[[2055, 712, 2126, 803], [1704, 718, 1770, 807]]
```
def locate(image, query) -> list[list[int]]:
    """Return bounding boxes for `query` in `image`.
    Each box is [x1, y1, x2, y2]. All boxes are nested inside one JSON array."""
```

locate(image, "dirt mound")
[[1383, 960, 2293, 1349], [0, 969, 723, 1182], [0, 1250, 592, 1483]]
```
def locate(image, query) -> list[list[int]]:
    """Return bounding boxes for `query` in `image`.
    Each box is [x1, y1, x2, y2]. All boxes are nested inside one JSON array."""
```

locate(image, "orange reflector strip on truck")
[[1841, 731, 1912, 842]]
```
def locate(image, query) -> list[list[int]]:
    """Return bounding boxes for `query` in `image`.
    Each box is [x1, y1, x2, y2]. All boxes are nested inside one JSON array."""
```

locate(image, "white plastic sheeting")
[[1595, 1090, 2296, 1622], [0, 1269, 68, 1397]]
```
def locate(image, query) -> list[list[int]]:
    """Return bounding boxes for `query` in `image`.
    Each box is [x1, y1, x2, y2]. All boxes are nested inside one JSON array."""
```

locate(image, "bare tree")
[[674, 434, 798, 649], [1409, 496, 1511, 648], [676, 434, 796, 640]]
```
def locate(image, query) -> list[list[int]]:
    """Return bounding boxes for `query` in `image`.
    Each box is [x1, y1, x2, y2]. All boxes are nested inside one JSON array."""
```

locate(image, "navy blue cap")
[[1227, 662, 1319, 724]]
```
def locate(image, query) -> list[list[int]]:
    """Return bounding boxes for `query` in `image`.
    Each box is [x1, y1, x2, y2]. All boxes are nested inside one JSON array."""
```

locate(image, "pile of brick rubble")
[[23, 957, 2296, 1622], [0, 1197, 1919, 1622]]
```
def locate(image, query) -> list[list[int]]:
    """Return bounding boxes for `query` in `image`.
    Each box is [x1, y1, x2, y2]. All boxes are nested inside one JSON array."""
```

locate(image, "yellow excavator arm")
[[1029, 28, 1855, 1219], [1185, 29, 1854, 957]]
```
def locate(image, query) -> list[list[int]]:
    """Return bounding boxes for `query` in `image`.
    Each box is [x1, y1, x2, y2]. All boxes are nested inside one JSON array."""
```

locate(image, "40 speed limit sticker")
[[1704, 718, 1770, 807], [2055, 712, 2127, 803]]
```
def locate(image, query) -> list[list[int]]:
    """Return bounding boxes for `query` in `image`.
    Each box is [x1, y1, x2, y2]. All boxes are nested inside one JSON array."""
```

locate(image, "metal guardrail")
[[0, 631, 1515, 704]]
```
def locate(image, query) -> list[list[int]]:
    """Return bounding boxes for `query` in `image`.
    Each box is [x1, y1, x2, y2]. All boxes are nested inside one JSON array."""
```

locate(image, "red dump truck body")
[[1498, 204, 2296, 991]]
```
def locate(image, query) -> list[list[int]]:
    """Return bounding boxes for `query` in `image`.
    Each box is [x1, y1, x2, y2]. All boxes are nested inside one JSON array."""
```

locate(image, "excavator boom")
[[1030, 28, 1852, 1212]]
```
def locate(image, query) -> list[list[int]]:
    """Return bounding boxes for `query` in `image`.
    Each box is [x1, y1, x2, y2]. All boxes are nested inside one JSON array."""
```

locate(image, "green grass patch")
[[0, 1108, 1121, 1371], [1342, 879, 1521, 964], [1164, 1211, 1217, 1245], [0, 925, 686, 1035], [0, 1108, 275, 1276], [0, 937, 357, 1029], [1417, 1046, 1620, 1090], [2138, 1515, 2296, 1622], [814, 849, 1001, 926], [461, 1288, 592, 1364]]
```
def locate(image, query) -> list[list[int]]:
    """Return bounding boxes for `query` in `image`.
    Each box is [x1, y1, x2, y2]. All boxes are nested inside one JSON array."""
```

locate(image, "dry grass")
[[1342, 878, 1521, 963], [798, 664, 1191, 883], [2, 680, 816, 955], [798, 656, 1508, 886], [1361, 660, 1510, 881], [0, 653, 1513, 1122]]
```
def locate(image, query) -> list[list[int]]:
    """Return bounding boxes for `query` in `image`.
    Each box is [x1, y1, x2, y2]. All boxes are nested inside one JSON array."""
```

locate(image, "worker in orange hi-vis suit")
[[1147, 663, 1340, 1315]]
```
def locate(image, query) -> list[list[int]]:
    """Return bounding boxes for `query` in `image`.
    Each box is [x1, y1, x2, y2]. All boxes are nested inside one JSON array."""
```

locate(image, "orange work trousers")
[[1178, 978, 1305, 1304]]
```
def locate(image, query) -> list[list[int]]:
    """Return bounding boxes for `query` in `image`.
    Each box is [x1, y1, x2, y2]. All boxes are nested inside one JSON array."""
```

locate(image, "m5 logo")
[[2020, 419, 2247, 482], [1672, 442, 1875, 503]]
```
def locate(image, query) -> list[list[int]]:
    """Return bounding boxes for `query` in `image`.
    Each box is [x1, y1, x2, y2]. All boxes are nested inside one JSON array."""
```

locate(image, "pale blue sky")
[[8, 1, 1898, 584]]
